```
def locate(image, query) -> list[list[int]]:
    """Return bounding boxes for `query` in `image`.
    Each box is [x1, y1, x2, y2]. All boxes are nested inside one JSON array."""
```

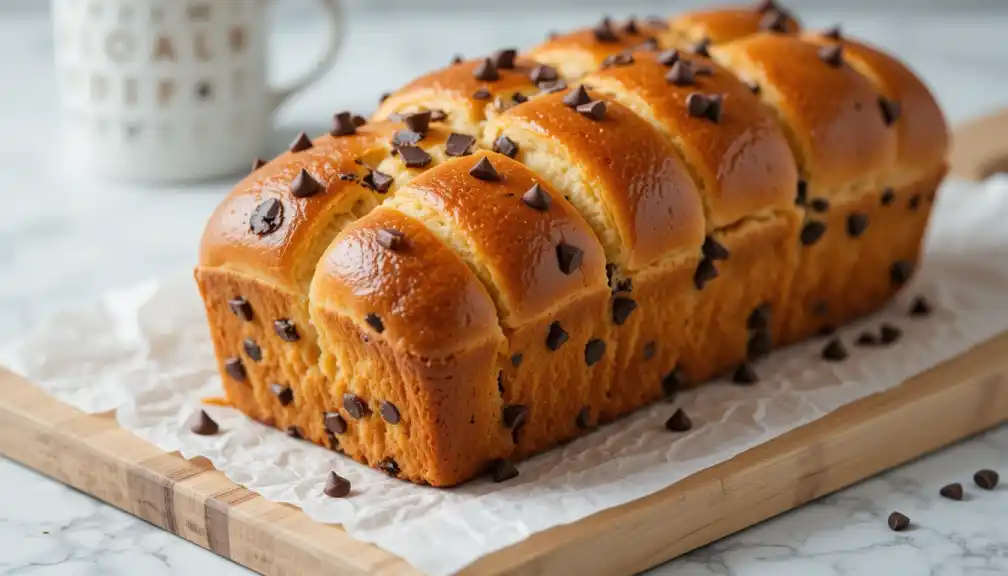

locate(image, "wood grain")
[[2, 332, 1008, 575], [949, 108, 1008, 181]]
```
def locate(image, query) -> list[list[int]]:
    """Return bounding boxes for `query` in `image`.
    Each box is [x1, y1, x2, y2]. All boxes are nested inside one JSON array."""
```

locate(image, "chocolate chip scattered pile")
[[974, 469, 999, 490], [664, 408, 693, 432], [189, 409, 219, 435], [323, 471, 351, 498]]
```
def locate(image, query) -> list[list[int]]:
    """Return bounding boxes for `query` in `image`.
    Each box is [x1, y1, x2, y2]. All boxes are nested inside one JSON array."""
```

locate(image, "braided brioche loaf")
[[195, 1, 949, 486]]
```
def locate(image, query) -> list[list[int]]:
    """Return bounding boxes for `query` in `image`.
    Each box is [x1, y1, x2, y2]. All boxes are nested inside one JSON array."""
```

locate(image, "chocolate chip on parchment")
[[273, 319, 299, 342], [584, 338, 606, 366], [974, 469, 999, 490], [290, 168, 322, 198], [612, 296, 637, 325], [324, 411, 347, 434], [224, 357, 246, 381], [939, 483, 963, 501], [365, 313, 384, 333], [343, 393, 367, 419], [557, 243, 583, 274], [323, 471, 351, 498], [250, 197, 284, 235], [380, 401, 401, 424], [242, 338, 262, 361], [228, 297, 253, 321], [732, 362, 758, 384], [546, 321, 569, 350], [270, 383, 294, 406], [909, 296, 932, 317], [880, 323, 902, 344], [469, 156, 501, 181], [445, 133, 476, 157], [821, 338, 848, 361], [289, 132, 313, 153], [189, 410, 219, 435], [888, 511, 910, 531], [501, 404, 528, 430], [522, 183, 551, 211], [665, 408, 693, 432], [331, 111, 356, 136], [490, 458, 519, 482]]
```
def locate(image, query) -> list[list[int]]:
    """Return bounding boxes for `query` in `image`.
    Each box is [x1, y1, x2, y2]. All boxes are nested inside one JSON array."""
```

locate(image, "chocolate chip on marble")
[[289, 132, 313, 153], [879, 97, 902, 126], [691, 38, 711, 58], [473, 87, 492, 100], [939, 483, 963, 501], [909, 296, 932, 317], [376, 228, 405, 251], [665, 408, 693, 432], [446, 133, 476, 157], [323, 471, 351, 498], [880, 323, 902, 344], [563, 85, 591, 108], [821, 338, 848, 361], [666, 61, 695, 86], [380, 401, 401, 424], [331, 111, 356, 136], [908, 194, 921, 211], [270, 383, 294, 406], [189, 410, 219, 435], [702, 236, 730, 261], [887, 511, 910, 532], [818, 44, 843, 67], [662, 367, 683, 399], [584, 339, 606, 366], [379, 458, 400, 477], [273, 319, 299, 342], [398, 145, 432, 168], [286, 426, 302, 439], [251, 157, 267, 172], [592, 17, 619, 42], [800, 220, 827, 246], [530, 64, 559, 86], [694, 257, 719, 290], [228, 297, 253, 321], [643, 341, 657, 361], [493, 135, 519, 159], [748, 330, 773, 360], [856, 332, 878, 346], [847, 213, 869, 238], [224, 357, 246, 382], [291, 168, 322, 198], [556, 243, 583, 275], [881, 188, 895, 206], [796, 179, 808, 205], [490, 458, 519, 482], [809, 197, 830, 212], [546, 321, 569, 350], [576, 406, 592, 429], [748, 303, 771, 331], [522, 183, 551, 211], [343, 393, 367, 419], [324, 411, 347, 434], [472, 58, 499, 81], [365, 313, 384, 333], [242, 338, 262, 362], [249, 197, 284, 236], [732, 362, 758, 384], [974, 469, 999, 490], [890, 261, 914, 286], [612, 296, 638, 325], [501, 404, 529, 431], [822, 25, 842, 40], [576, 100, 606, 121], [492, 47, 518, 69], [657, 49, 680, 66]]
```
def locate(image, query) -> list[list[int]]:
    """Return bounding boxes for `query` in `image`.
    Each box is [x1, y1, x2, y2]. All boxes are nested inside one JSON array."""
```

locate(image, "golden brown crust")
[[484, 89, 705, 270], [529, 18, 669, 80], [664, 3, 800, 46], [389, 151, 608, 325], [585, 50, 798, 229], [711, 33, 898, 194], [311, 207, 503, 359]]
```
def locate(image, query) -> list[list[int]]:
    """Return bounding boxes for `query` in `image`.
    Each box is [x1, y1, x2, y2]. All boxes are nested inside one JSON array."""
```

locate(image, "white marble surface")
[[1, 4, 1007, 575]]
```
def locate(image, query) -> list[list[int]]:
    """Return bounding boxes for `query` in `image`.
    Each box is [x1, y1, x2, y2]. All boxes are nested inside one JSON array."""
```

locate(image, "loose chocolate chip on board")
[[363, 170, 393, 194], [343, 393, 367, 419], [324, 411, 347, 434], [657, 49, 680, 66], [612, 296, 638, 325], [189, 410, 219, 435], [908, 194, 921, 211], [556, 243, 584, 275], [473, 58, 499, 81], [856, 332, 878, 346], [286, 426, 302, 439], [821, 338, 848, 361], [665, 408, 693, 432], [365, 313, 384, 333], [251, 157, 267, 172], [890, 260, 914, 286], [242, 338, 262, 361], [492, 48, 518, 69], [887, 511, 910, 531], [822, 25, 842, 40], [290, 168, 322, 198], [546, 321, 569, 350], [289, 132, 313, 153], [818, 44, 843, 67], [273, 319, 299, 342], [909, 296, 932, 317], [379, 458, 400, 477], [473, 87, 492, 100], [694, 257, 719, 290], [563, 85, 591, 108], [250, 197, 284, 235], [445, 133, 476, 157], [270, 383, 294, 406], [228, 297, 253, 321], [759, 10, 788, 33], [748, 330, 773, 360], [796, 179, 808, 205], [800, 221, 827, 246], [665, 61, 695, 86], [974, 469, 999, 490], [331, 111, 356, 136], [702, 236, 730, 261], [584, 339, 606, 366], [530, 64, 559, 85], [732, 362, 758, 384], [375, 228, 405, 251], [881, 188, 895, 206], [323, 471, 351, 498], [398, 145, 432, 168], [691, 38, 711, 57], [939, 482, 963, 501], [493, 135, 519, 159], [501, 404, 529, 430], [847, 213, 869, 238], [490, 458, 519, 482], [576, 100, 607, 121], [748, 303, 771, 331], [809, 198, 830, 212], [511, 353, 523, 367], [880, 323, 902, 344], [521, 183, 551, 211], [469, 156, 502, 181], [879, 97, 902, 126], [224, 357, 246, 381], [575, 406, 592, 429], [662, 367, 683, 399], [380, 401, 401, 424], [643, 341, 657, 361]]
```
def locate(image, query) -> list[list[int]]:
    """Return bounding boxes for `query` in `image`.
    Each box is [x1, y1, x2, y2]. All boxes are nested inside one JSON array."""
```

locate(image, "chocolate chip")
[[702, 236, 729, 261], [286, 426, 302, 439], [511, 353, 523, 367], [365, 313, 384, 333], [818, 44, 843, 67], [665, 408, 692, 432], [747, 81, 761, 94], [224, 357, 245, 381], [445, 133, 476, 157], [380, 401, 400, 424], [847, 213, 869, 238], [352, 114, 368, 127], [686, 92, 709, 118], [691, 38, 711, 58], [242, 338, 262, 362], [809, 197, 830, 212], [819, 325, 836, 337], [890, 261, 913, 286], [748, 303, 771, 331], [379, 458, 400, 477], [822, 25, 842, 40], [643, 341, 657, 361], [331, 111, 356, 136], [584, 339, 606, 366], [391, 129, 423, 148], [522, 183, 551, 211], [705, 94, 723, 123], [881, 188, 895, 206], [800, 221, 827, 246], [732, 362, 758, 384], [880, 323, 901, 344], [694, 257, 719, 290], [887, 511, 910, 532], [473, 58, 499, 81], [361, 170, 392, 194], [379, 92, 390, 103], [612, 296, 637, 325], [796, 179, 808, 205], [821, 338, 848, 361], [273, 319, 299, 342], [576, 406, 591, 429], [289, 132, 313, 153], [490, 458, 519, 482], [748, 330, 773, 360], [974, 469, 999, 490], [250, 197, 284, 235], [324, 411, 347, 434], [546, 321, 569, 350], [451, 54, 464, 65], [343, 393, 366, 419], [323, 471, 351, 498], [497, 372, 504, 396], [665, 61, 695, 86], [939, 483, 963, 501], [400, 111, 431, 135], [662, 367, 683, 398], [376, 228, 404, 251], [398, 145, 432, 168], [530, 64, 559, 86], [908, 194, 921, 211], [879, 97, 901, 126], [909, 296, 931, 317], [563, 85, 591, 108], [270, 383, 294, 406], [493, 135, 518, 159], [623, 18, 639, 35], [759, 10, 788, 33], [228, 297, 253, 321], [592, 17, 619, 42], [576, 100, 606, 121], [556, 243, 583, 275], [473, 87, 491, 100], [856, 332, 878, 346], [189, 410, 219, 435], [290, 168, 322, 198], [251, 157, 267, 172], [501, 404, 528, 430], [492, 48, 518, 69]]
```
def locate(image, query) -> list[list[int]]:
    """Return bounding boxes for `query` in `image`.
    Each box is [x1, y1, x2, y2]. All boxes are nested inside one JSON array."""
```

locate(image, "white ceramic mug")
[[51, 0, 345, 184]]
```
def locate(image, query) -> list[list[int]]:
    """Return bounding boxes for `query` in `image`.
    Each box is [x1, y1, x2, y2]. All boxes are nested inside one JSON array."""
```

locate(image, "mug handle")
[[266, 0, 345, 114]]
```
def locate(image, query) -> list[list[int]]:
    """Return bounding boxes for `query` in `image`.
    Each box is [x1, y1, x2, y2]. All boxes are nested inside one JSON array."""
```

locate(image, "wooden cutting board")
[[1, 110, 1007, 576]]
